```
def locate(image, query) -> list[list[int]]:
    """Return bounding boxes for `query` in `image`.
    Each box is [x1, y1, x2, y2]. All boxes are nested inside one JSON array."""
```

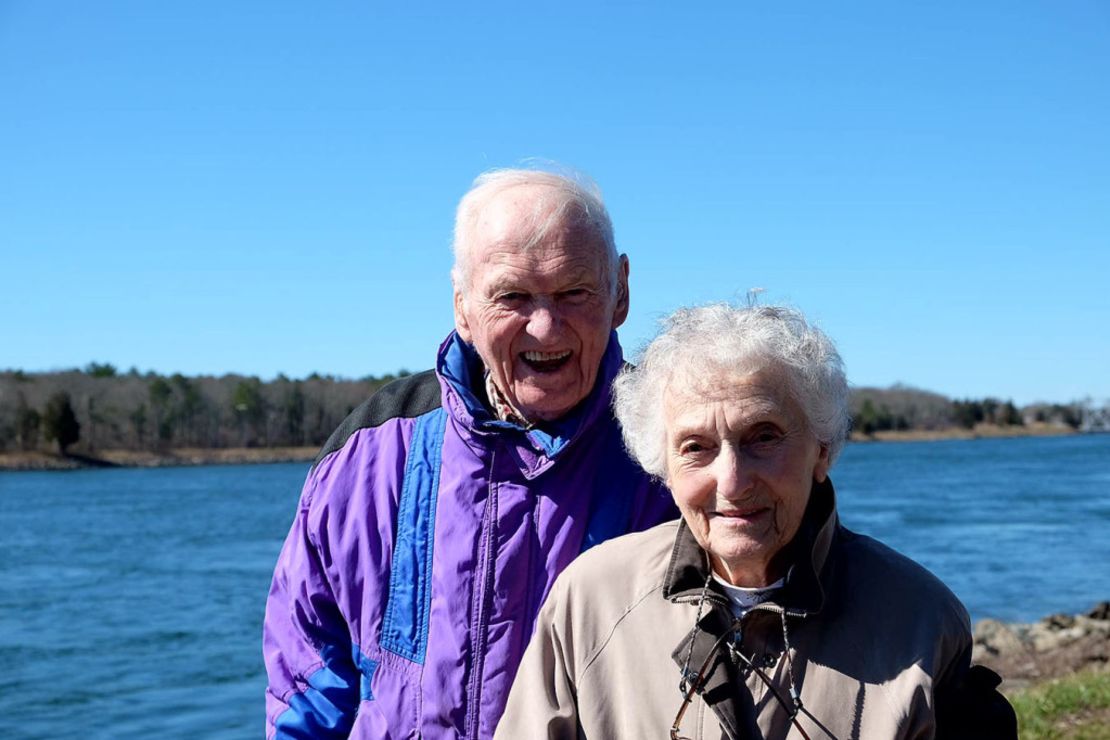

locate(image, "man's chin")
[[512, 387, 584, 423]]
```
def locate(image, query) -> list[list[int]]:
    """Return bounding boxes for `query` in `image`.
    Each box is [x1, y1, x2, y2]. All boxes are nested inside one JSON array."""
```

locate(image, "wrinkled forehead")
[[470, 184, 603, 254], [662, 362, 803, 420]]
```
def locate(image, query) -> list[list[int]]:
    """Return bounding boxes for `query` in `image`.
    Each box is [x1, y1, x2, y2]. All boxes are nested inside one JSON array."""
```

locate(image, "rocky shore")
[[974, 602, 1110, 691]]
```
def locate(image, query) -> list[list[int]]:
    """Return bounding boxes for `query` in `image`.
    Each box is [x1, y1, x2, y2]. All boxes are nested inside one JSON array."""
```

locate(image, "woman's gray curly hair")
[[612, 303, 851, 479]]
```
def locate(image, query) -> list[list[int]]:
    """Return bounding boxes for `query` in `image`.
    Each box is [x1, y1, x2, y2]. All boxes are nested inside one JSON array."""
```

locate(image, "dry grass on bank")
[[850, 422, 1076, 443], [0, 447, 318, 471]]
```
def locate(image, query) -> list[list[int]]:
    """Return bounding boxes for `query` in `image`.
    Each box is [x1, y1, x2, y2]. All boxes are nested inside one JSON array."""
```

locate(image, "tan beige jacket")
[[495, 480, 978, 739]]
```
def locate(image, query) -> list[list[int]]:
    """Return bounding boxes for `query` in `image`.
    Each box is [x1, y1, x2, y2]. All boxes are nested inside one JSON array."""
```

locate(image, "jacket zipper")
[[465, 464, 499, 738]]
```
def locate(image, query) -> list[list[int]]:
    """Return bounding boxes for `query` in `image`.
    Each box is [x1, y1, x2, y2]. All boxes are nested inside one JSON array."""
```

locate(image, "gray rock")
[[974, 619, 1026, 656]]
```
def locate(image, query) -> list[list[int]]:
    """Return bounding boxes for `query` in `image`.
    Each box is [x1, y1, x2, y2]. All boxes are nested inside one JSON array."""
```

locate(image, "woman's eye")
[[679, 441, 708, 456]]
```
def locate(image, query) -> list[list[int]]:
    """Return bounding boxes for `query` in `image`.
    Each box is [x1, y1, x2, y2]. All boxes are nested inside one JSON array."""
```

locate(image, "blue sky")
[[2, 1, 1107, 405]]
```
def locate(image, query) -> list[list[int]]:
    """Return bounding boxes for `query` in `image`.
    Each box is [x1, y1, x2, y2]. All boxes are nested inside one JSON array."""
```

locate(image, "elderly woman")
[[495, 304, 1015, 739]]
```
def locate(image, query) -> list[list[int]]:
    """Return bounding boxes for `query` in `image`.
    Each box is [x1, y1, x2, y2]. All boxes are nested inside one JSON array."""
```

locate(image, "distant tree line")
[[0, 367, 1100, 455], [0, 363, 411, 454], [850, 384, 1091, 436]]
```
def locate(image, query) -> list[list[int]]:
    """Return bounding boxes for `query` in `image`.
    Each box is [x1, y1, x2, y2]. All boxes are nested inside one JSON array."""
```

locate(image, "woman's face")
[[663, 369, 830, 588]]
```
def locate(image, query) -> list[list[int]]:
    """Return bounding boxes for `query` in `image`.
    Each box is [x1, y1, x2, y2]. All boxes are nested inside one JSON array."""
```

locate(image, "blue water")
[[0, 464, 301, 739], [1, 434, 1108, 738], [834, 434, 1110, 622]]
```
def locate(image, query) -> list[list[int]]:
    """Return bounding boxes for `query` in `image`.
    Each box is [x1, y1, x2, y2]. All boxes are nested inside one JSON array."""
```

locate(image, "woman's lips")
[[712, 506, 769, 519]]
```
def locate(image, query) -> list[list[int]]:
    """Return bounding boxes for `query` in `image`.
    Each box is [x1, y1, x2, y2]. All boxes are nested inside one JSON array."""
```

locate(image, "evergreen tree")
[[84, 362, 117, 378], [284, 383, 306, 446], [856, 399, 878, 435], [232, 378, 268, 446], [43, 392, 81, 454], [129, 404, 148, 448], [148, 378, 174, 447]]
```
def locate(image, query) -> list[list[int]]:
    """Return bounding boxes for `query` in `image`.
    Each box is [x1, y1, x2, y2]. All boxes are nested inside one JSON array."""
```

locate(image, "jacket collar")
[[664, 478, 840, 739], [662, 476, 839, 617], [435, 330, 625, 478]]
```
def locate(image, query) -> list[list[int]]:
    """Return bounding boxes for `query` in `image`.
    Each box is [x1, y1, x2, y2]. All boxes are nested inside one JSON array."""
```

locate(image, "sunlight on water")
[[834, 434, 1110, 623]]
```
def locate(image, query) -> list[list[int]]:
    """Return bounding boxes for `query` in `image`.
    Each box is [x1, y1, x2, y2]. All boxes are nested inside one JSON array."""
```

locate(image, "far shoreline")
[[0, 423, 1088, 472], [0, 446, 318, 472], [848, 421, 1078, 443]]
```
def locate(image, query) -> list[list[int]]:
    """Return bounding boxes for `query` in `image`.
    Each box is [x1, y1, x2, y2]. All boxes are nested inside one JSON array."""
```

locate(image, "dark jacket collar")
[[664, 478, 840, 739], [436, 330, 625, 477]]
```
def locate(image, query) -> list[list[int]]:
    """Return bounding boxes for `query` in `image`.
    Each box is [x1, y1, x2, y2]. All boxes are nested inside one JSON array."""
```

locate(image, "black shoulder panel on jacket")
[[312, 369, 442, 470]]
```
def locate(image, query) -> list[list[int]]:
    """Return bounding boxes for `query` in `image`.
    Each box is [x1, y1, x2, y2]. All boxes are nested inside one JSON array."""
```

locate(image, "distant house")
[[1080, 401, 1110, 433]]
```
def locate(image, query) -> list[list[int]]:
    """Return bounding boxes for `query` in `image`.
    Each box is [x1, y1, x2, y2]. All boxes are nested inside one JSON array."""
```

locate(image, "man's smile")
[[521, 350, 572, 373]]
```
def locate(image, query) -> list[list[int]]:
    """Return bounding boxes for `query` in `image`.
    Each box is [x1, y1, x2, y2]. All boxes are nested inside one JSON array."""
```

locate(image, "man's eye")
[[559, 288, 589, 301], [499, 292, 527, 303]]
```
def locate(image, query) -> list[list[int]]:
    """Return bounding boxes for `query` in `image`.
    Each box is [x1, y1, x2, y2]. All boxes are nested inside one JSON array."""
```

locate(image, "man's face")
[[663, 369, 830, 587], [453, 184, 629, 423]]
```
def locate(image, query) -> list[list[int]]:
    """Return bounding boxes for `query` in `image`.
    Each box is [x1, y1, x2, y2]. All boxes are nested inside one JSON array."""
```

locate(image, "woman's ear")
[[813, 443, 831, 483]]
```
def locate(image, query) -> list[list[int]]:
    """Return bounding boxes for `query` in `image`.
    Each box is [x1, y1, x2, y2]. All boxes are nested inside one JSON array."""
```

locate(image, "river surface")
[[1, 433, 1108, 738]]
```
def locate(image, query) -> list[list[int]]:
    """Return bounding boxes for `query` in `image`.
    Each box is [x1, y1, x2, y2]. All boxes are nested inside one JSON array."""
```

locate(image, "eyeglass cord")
[[780, 610, 802, 717], [676, 565, 834, 740], [674, 550, 840, 740], [678, 559, 714, 696]]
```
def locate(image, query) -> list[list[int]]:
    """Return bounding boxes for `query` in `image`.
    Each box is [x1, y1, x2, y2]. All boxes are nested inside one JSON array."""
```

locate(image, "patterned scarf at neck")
[[483, 371, 532, 428]]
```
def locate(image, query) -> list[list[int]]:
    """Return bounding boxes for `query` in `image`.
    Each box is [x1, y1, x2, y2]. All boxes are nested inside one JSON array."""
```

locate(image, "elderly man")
[[263, 168, 676, 738]]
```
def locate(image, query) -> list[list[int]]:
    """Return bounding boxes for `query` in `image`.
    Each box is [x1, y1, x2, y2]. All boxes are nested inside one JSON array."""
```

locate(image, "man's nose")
[[527, 297, 562, 337]]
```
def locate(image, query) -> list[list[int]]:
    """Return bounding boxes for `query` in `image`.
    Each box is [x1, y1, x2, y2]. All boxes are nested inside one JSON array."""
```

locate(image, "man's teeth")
[[523, 350, 571, 362]]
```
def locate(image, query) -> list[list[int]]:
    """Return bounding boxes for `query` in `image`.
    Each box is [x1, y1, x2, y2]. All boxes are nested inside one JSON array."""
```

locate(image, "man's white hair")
[[450, 167, 619, 296], [613, 303, 851, 479]]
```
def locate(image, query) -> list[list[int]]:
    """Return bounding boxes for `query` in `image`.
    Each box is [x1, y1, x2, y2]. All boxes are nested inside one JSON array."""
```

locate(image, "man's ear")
[[611, 254, 630, 329], [453, 284, 473, 342]]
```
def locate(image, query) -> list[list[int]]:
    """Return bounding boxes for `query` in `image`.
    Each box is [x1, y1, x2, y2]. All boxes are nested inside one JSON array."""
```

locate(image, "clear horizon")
[[3, 2, 1107, 407]]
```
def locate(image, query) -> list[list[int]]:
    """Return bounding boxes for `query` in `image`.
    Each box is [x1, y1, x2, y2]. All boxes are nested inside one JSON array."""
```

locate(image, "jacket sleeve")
[[494, 578, 583, 740], [934, 648, 1018, 740], [632, 479, 680, 531], [263, 476, 360, 739]]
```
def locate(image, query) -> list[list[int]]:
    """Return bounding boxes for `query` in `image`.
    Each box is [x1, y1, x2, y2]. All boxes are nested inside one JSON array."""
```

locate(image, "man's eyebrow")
[[486, 276, 525, 293], [486, 267, 599, 293]]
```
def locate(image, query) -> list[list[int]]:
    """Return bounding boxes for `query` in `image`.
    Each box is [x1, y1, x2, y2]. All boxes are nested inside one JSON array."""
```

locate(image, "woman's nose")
[[714, 446, 753, 498]]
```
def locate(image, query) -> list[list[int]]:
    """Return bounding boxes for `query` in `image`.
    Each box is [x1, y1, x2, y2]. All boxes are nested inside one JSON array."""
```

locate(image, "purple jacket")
[[264, 331, 676, 738]]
